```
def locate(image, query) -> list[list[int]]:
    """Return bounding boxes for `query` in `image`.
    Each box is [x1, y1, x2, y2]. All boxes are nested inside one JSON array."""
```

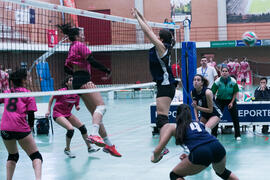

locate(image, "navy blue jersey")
[[184, 122, 217, 152], [149, 43, 175, 86], [192, 87, 222, 119]]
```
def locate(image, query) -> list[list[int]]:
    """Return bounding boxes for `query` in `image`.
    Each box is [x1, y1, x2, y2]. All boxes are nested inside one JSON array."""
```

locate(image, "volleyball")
[[242, 31, 257, 46]]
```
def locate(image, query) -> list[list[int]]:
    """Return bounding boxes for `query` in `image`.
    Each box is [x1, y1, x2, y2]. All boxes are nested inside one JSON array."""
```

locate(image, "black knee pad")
[[66, 129, 74, 139], [29, 151, 43, 162], [216, 168, 231, 180], [170, 171, 183, 180], [78, 125, 87, 135], [7, 153, 19, 163], [156, 114, 169, 130]]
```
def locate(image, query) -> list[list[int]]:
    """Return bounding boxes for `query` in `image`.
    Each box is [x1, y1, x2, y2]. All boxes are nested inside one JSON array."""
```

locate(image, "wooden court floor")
[[0, 98, 270, 180]]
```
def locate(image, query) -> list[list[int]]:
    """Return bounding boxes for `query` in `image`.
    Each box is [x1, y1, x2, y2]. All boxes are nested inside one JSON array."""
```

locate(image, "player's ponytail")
[[175, 104, 192, 145], [57, 23, 80, 42]]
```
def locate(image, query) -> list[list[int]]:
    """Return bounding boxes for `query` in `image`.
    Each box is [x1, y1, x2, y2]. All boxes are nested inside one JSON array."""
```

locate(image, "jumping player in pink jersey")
[[58, 23, 121, 157], [46, 75, 100, 158], [240, 57, 250, 86], [0, 69, 42, 180]]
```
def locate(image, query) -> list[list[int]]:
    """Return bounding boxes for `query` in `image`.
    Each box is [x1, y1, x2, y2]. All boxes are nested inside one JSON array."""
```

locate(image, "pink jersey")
[[65, 41, 91, 73], [0, 70, 9, 92], [240, 61, 249, 73], [52, 88, 80, 118], [227, 62, 235, 75], [207, 61, 216, 67], [0, 87, 37, 132], [232, 62, 240, 75]]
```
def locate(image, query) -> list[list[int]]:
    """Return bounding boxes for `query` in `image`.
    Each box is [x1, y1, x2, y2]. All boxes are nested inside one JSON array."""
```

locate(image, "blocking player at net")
[[58, 23, 121, 157], [45, 75, 100, 158], [0, 69, 42, 180], [132, 8, 176, 155]]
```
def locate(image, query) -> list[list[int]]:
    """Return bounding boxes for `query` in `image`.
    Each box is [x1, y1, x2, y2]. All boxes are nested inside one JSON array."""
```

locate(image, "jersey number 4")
[[190, 122, 202, 132], [7, 98, 18, 112]]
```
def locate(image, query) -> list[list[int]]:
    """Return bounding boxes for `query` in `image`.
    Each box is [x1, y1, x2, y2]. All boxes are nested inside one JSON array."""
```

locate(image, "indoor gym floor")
[[0, 97, 270, 180]]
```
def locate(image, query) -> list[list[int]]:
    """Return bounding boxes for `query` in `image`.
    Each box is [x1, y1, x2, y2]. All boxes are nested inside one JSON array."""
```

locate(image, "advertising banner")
[[227, 0, 270, 23], [150, 102, 270, 124]]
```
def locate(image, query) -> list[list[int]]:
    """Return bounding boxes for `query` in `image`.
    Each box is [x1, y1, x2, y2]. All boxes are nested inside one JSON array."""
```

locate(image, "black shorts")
[[72, 71, 91, 90], [53, 116, 71, 121], [1, 131, 31, 140], [201, 109, 221, 120], [156, 84, 176, 99], [188, 140, 226, 166]]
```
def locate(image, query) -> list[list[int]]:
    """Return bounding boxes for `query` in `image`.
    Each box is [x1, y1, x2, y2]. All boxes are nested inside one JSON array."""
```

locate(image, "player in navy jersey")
[[191, 74, 222, 136], [132, 8, 176, 155], [151, 104, 238, 180]]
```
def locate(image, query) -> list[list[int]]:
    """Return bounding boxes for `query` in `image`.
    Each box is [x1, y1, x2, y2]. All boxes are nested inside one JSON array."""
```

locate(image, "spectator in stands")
[[164, 18, 175, 35], [217, 59, 228, 76], [164, 18, 169, 24], [0, 67, 9, 93], [254, 77, 270, 134], [207, 57, 216, 68], [211, 65, 241, 140], [197, 57, 218, 88]]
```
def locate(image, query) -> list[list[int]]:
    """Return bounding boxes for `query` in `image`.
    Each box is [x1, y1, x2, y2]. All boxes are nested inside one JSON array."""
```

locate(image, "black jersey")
[[192, 87, 222, 119]]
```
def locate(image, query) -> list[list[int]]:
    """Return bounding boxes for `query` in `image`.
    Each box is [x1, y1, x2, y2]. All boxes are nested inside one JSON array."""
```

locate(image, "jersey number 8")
[[7, 98, 18, 112]]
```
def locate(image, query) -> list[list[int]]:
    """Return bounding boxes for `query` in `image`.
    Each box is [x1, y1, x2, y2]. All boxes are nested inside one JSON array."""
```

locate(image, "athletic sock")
[[92, 124, 100, 136], [103, 136, 113, 146]]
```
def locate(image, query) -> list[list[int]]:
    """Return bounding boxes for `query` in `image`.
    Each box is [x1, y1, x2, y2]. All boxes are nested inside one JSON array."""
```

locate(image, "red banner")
[[48, 29, 58, 47], [63, 0, 78, 27]]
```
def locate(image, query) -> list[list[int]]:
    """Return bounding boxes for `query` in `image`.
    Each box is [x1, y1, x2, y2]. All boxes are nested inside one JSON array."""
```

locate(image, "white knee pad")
[[94, 105, 106, 116]]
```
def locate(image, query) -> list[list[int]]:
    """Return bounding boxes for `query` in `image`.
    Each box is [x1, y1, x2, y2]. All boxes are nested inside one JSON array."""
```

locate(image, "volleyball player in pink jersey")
[[58, 24, 121, 157], [233, 58, 240, 78], [207, 57, 216, 68], [0, 69, 42, 180], [240, 58, 250, 86], [46, 75, 99, 158], [227, 58, 235, 76]]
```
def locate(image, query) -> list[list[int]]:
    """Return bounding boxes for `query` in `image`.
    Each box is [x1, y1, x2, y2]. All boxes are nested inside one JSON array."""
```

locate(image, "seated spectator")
[[254, 77, 270, 134]]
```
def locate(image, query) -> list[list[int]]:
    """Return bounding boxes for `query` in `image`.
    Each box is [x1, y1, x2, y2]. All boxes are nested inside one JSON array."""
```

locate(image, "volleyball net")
[[0, 0, 181, 98]]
